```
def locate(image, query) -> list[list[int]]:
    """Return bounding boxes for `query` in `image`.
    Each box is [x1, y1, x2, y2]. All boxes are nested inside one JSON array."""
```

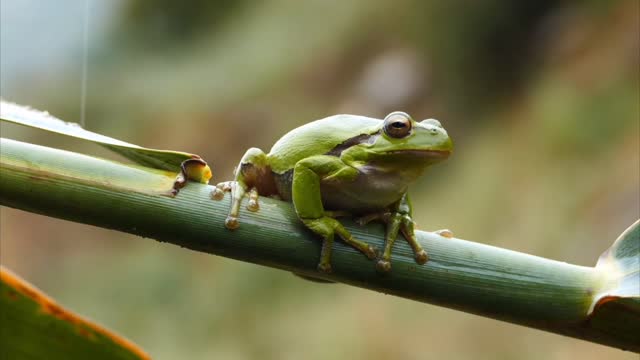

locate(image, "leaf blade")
[[0, 100, 211, 182], [0, 266, 151, 360]]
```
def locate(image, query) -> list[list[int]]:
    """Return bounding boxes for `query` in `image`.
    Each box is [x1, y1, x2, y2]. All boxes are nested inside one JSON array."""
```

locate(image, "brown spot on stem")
[[77, 326, 96, 341], [5, 289, 18, 300]]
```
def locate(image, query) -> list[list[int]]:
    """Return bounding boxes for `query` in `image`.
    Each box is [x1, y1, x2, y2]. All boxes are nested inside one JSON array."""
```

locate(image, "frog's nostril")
[[429, 128, 438, 135]]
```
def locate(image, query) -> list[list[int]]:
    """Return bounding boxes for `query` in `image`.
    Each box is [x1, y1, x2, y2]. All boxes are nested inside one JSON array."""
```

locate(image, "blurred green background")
[[1, 1, 638, 359]]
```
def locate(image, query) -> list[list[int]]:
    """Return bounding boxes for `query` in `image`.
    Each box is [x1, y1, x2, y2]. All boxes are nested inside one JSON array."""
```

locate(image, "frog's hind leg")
[[211, 147, 275, 230], [356, 193, 428, 273], [292, 155, 378, 273]]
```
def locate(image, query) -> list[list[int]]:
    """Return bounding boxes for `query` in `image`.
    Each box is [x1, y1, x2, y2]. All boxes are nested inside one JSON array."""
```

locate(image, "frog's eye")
[[383, 112, 412, 138]]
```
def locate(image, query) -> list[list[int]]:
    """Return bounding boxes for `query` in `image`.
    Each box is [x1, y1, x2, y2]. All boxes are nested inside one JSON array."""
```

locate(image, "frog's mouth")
[[388, 149, 451, 160]]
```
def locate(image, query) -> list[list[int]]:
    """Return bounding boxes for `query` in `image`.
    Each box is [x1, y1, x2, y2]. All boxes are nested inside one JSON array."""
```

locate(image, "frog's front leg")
[[211, 147, 275, 229], [293, 156, 378, 273], [357, 193, 427, 273]]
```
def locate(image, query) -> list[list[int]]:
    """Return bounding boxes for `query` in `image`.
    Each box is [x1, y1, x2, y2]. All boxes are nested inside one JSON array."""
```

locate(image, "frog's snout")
[[440, 136, 454, 152]]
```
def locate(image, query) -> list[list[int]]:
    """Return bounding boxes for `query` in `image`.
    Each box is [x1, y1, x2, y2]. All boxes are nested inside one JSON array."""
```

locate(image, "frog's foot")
[[210, 182, 243, 230], [434, 229, 454, 238], [302, 216, 378, 274], [211, 181, 234, 200], [246, 187, 260, 212], [211, 181, 262, 229], [171, 158, 211, 196], [358, 211, 427, 273]]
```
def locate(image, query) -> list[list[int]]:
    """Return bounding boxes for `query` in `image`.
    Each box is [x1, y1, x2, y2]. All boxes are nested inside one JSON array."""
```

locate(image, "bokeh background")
[[1, 1, 639, 359]]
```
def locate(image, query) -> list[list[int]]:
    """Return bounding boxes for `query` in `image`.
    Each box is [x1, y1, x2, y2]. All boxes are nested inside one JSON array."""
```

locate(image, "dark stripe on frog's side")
[[272, 132, 379, 201], [325, 132, 380, 156]]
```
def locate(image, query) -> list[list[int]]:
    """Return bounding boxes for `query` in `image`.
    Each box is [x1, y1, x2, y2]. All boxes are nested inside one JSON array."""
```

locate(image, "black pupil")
[[392, 121, 405, 128]]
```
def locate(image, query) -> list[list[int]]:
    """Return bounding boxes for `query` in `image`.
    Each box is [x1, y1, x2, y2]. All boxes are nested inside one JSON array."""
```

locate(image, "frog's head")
[[365, 111, 453, 165]]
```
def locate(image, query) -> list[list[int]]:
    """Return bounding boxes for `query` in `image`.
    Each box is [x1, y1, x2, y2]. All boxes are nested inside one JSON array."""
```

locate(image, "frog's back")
[[268, 114, 381, 174]]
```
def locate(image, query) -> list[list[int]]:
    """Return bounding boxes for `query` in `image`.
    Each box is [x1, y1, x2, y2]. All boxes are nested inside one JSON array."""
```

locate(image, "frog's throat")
[[386, 149, 451, 160]]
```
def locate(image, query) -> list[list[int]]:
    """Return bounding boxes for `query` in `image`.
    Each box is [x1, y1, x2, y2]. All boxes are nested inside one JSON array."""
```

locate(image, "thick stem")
[[0, 138, 635, 351]]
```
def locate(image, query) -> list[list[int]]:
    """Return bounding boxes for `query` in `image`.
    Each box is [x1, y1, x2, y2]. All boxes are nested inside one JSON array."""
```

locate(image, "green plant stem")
[[0, 138, 636, 352]]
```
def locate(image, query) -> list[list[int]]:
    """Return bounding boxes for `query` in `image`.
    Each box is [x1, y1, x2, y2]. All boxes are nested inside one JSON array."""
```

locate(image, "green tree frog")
[[212, 112, 453, 273]]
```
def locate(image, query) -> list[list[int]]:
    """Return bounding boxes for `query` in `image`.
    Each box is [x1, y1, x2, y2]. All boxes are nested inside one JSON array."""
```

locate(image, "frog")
[[211, 111, 453, 274]]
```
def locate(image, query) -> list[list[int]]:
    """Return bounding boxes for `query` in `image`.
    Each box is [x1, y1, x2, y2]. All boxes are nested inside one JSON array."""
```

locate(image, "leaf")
[[593, 220, 640, 308], [588, 220, 640, 348], [0, 266, 151, 360], [0, 100, 211, 184]]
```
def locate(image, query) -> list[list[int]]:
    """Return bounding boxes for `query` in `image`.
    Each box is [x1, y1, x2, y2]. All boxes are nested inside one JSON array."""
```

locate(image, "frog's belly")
[[319, 175, 406, 214], [273, 168, 409, 214]]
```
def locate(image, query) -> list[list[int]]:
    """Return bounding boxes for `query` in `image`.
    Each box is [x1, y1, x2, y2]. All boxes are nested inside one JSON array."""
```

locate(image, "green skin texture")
[[212, 112, 453, 273]]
